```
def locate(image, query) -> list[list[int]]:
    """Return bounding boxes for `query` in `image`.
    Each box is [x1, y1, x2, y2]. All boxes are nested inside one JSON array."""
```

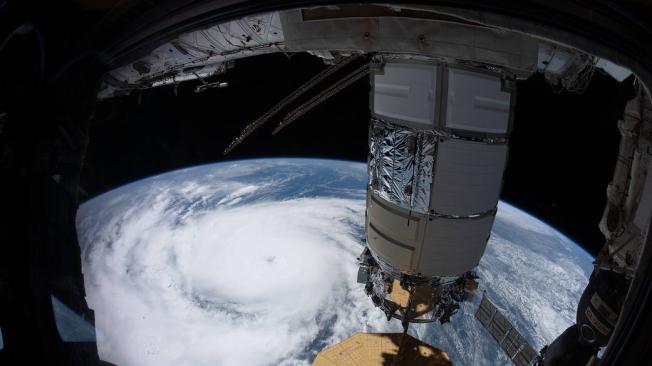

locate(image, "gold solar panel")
[[312, 332, 452, 366]]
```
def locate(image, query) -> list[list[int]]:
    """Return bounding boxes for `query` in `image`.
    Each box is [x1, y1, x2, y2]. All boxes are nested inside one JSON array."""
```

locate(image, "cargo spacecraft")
[[2, 2, 651, 366]]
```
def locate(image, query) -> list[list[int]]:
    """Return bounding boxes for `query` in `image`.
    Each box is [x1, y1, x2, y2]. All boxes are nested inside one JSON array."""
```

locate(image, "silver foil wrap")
[[368, 119, 435, 213]]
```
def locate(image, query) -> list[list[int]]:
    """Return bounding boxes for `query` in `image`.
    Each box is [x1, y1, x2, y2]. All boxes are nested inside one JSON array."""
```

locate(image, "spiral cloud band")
[[76, 160, 397, 366], [76, 159, 592, 366]]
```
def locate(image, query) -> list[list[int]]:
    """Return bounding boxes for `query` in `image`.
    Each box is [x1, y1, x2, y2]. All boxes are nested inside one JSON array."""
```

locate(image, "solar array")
[[475, 294, 539, 366]]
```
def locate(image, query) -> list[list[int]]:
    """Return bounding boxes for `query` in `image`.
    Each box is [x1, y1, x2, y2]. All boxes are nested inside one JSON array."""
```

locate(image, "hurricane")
[[76, 158, 592, 366]]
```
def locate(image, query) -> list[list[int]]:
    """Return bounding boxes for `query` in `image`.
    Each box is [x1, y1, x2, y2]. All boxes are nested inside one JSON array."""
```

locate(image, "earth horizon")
[[75, 158, 593, 366]]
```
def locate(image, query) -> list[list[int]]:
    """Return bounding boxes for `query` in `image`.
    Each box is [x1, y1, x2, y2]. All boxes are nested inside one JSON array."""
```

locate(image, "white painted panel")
[[373, 63, 437, 127], [367, 224, 415, 272], [418, 215, 494, 276], [596, 58, 632, 82], [431, 139, 508, 215], [445, 69, 511, 133], [367, 195, 420, 244]]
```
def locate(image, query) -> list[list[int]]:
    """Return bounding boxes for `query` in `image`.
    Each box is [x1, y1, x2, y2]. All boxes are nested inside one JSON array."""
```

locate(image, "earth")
[[75, 158, 594, 366]]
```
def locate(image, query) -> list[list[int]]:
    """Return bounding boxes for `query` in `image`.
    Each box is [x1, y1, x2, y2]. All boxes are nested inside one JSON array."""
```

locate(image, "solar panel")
[[475, 294, 538, 366]]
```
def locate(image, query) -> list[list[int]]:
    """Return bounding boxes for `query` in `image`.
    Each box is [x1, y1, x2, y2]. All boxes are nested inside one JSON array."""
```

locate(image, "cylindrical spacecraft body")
[[366, 59, 514, 278]]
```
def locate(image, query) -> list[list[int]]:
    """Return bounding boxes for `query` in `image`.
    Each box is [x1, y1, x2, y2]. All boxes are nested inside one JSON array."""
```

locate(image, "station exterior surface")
[[312, 332, 452, 366]]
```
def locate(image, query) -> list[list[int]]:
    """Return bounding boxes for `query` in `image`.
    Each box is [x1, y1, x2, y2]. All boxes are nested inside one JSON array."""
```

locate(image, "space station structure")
[[358, 57, 514, 324], [91, 4, 646, 364]]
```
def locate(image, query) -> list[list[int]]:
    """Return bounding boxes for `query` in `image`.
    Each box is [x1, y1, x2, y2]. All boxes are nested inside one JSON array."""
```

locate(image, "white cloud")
[[76, 160, 592, 366], [216, 184, 261, 205], [80, 190, 395, 366]]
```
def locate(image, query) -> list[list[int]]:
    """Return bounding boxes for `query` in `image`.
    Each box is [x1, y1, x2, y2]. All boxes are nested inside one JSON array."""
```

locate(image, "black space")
[[82, 52, 630, 257]]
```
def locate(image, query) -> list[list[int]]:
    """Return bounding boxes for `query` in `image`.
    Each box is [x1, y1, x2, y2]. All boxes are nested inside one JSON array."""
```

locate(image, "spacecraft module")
[[358, 57, 514, 324]]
